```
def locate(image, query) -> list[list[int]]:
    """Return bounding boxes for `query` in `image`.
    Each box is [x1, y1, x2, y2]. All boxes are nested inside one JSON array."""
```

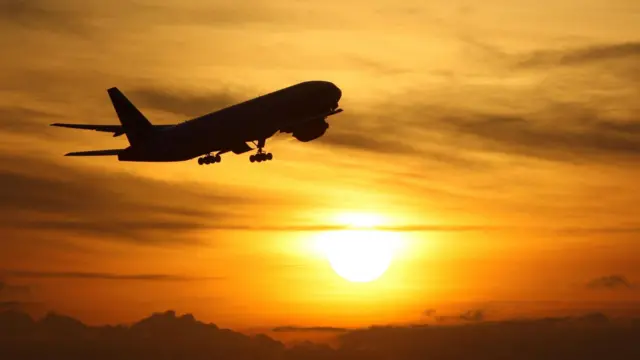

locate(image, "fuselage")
[[118, 81, 342, 162]]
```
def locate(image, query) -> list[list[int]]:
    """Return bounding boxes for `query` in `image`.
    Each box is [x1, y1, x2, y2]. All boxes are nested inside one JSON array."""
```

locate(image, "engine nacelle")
[[292, 119, 329, 142]]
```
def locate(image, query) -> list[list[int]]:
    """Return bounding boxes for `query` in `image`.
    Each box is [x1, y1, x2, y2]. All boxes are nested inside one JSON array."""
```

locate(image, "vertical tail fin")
[[107, 87, 152, 145]]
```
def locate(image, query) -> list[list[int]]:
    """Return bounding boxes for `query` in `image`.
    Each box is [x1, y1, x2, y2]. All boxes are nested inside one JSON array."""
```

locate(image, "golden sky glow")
[[1, 0, 639, 330]]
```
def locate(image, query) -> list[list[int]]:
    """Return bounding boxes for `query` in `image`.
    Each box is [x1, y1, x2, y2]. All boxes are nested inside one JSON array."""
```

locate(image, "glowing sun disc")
[[316, 230, 401, 283]]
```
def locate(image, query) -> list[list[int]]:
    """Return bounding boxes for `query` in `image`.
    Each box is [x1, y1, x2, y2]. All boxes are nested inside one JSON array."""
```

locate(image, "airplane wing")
[[50, 123, 173, 137], [230, 142, 253, 154]]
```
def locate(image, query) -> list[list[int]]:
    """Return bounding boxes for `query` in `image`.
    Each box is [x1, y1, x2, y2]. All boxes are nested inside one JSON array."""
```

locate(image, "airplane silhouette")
[[51, 81, 343, 165]]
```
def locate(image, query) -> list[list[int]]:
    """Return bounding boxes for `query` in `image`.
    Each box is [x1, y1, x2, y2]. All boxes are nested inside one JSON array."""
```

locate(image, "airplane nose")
[[334, 85, 342, 102]]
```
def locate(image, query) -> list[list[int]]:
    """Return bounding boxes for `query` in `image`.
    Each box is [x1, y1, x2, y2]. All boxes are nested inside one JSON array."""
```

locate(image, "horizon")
[[3, 307, 639, 346]]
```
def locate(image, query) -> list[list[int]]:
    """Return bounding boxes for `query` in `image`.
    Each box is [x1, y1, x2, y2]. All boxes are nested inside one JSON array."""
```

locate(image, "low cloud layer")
[[2, 310, 639, 360]]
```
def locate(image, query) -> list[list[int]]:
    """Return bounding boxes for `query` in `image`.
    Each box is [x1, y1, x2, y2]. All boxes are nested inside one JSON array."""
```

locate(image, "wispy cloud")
[[518, 42, 640, 68], [0, 0, 90, 34], [0, 280, 37, 313], [0, 106, 62, 136], [127, 87, 241, 118], [586, 275, 634, 290], [459, 309, 485, 322], [273, 326, 348, 333], [0, 153, 255, 245], [3, 270, 220, 281]]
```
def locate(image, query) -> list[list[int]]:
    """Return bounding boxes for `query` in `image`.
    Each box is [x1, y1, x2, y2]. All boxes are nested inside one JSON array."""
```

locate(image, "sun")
[[314, 213, 402, 283], [316, 230, 401, 282]]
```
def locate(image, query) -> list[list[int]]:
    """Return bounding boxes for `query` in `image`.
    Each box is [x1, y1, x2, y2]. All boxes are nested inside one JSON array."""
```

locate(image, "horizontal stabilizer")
[[65, 149, 123, 157], [51, 123, 173, 137], [50, 123, 126, 137]]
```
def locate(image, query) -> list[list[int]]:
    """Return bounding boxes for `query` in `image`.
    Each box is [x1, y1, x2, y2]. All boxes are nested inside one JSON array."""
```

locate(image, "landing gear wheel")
[[250, 138, 273, 163], [198, 153, 222, 165]]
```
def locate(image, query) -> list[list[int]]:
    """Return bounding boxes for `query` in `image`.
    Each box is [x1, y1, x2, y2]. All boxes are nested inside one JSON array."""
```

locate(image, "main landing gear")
[[249, 138, 273, 163], [250, 151, 273, 163], [198, 153, 221, 165]]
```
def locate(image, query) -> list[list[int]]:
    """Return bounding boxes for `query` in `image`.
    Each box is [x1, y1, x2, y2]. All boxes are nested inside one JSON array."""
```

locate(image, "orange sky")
[[0, 0, 639, 329]]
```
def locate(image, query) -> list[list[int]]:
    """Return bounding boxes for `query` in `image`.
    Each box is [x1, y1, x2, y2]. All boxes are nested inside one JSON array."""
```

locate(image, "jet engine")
[[292, 119, 329, 142]]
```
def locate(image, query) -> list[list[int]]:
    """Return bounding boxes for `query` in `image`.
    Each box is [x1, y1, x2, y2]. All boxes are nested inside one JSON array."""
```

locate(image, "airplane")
[[51, 81, 343, 165]]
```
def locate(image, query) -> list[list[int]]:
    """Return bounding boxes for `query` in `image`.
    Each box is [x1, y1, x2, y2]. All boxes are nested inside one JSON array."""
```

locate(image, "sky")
[[0, 0, 639, 330]]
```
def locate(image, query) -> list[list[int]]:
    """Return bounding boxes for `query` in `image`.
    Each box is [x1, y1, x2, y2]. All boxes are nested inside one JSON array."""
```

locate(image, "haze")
[[1, 0, 639, 339]]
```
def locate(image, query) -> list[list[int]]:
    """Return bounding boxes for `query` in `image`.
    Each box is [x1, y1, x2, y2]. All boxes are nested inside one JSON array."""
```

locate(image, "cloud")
[[318, 129, 420, 155], [459, 309, 485, 322], [337, 313, 640, 359], [2, 270, 220, 282], [434, 308, 486, 323], [321, 77, 638, 167], [135, 2, 289, 28], [0, 0, 90, 34], [422, 308, 436, 317], [0, 152, 258, 245], [0, 0, 335, 38], [0, 106, 62, 136], [586, 275, 633, 290], [0, 281, 30, 297], [0, 301, 31, 312], [316, 110, 484, 170], [519, 42, 640, 68], [440, 108, 640, 162], [315, 109, 421, 156], [376, 97, 639, 165], [345, 55, 411, 76], [272, 326, 348, 333], [0, 280, 38, 313], [2, 310, 639, 360], [0, 147, 494, 247]]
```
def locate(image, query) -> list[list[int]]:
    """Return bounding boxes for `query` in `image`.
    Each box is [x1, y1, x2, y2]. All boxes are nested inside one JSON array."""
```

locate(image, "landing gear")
[[250, 152, 273, 163], [198, 153, 221, 165], [249, 138, 273, 163]]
